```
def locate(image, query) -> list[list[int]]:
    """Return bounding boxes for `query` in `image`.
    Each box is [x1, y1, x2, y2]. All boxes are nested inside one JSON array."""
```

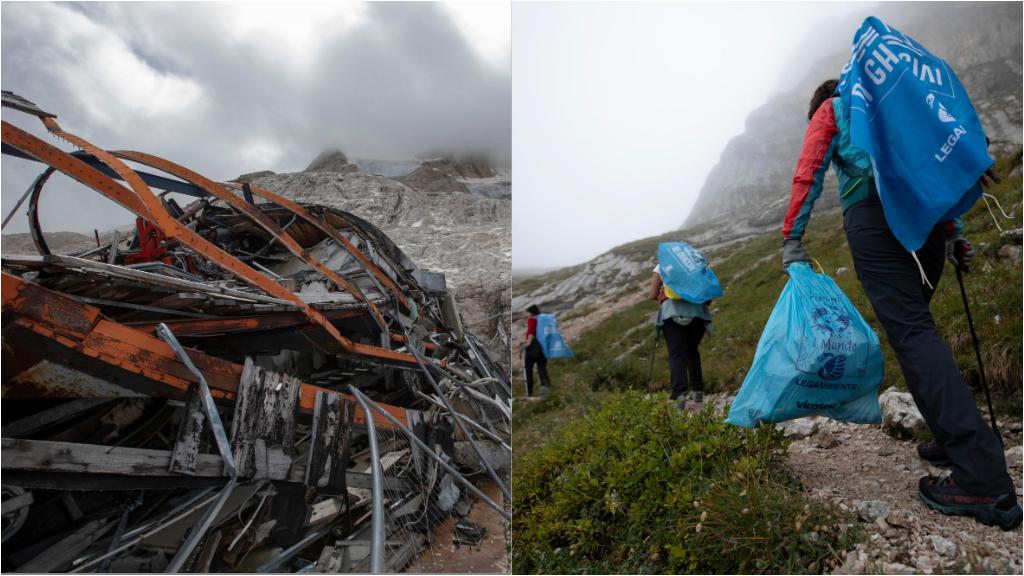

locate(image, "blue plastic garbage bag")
[[657, 242, 724, 303], [535, 313, 573, 359], [725, 262, 883, 427], [837, 16, 990, 252]]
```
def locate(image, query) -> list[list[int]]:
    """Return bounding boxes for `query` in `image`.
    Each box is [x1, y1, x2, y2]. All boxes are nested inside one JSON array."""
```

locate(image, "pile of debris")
[[0, 91, 510, 573]]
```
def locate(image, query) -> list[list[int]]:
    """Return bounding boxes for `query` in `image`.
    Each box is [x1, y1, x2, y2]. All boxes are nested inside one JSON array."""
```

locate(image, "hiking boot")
[[539, 385, 551, 397], [689, 391, 704, 405], [918, 475, 1023, 530], [917, 440, 951, 466]]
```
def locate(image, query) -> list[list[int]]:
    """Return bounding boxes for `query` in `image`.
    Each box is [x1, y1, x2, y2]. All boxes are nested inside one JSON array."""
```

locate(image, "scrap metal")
[[1, 91, 511, 573]]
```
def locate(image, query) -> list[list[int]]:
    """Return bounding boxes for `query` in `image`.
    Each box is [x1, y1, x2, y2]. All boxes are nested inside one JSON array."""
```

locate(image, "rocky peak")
[[397, 164, 471, 194], [304, 149, 358, 174]]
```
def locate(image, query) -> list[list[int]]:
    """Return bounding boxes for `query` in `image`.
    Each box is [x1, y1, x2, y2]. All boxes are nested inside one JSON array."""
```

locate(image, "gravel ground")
[[786, 417, 1023, 575]]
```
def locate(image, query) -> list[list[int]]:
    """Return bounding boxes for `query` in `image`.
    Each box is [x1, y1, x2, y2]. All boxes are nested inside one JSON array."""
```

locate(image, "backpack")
[[656, 242, 723, 303]]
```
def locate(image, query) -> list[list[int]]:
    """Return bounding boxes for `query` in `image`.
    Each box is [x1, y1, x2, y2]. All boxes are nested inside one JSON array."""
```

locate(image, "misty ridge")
[[686, 1, 1022, 230]]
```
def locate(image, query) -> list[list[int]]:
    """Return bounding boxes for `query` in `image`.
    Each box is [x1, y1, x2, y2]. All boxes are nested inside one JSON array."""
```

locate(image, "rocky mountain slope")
[[250, 154, 511, 345], [685, 2, 1023, 228]]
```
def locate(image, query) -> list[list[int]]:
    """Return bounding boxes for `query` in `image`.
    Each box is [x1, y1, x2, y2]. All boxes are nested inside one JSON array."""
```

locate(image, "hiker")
[[781, 79, 1020, 529], [520, 304, 551, 397], [649, 263, 712, 409]]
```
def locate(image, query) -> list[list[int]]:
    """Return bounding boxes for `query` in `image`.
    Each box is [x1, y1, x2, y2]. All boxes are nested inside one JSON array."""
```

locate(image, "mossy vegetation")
[[513, 393, 859, 574]]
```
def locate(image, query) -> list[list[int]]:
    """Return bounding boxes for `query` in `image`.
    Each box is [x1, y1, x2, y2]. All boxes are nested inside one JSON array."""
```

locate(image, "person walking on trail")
[[649, 264, 712, 411], [781, 79, 1021, 530], [521, 304, 551, 398]]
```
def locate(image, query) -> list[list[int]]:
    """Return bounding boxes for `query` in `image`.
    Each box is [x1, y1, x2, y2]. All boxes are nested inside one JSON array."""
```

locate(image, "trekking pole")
[[954, 266, 1002, 445], [647, 310, 661, 389]]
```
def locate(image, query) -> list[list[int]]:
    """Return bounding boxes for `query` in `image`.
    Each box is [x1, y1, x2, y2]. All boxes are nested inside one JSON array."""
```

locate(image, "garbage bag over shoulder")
[[535, 313, 574, 359], [725, 262, 883, 427], [837, 16, 990, 252], [657, 242, 724, 303]]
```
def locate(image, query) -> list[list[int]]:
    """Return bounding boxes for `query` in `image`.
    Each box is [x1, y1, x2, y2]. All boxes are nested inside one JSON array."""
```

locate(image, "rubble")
[[0, 91, 510, 573]]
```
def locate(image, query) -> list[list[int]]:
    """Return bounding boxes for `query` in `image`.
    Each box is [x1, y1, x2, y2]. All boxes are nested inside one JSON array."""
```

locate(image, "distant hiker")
[[781, 74, 1020, 529], [521, 304, 551, 398], [649, 262, 713, 411]]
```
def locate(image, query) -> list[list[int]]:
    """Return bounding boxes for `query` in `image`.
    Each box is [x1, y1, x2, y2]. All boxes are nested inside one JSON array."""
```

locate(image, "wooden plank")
[[326, 399, 355, 494], [169, 384, 206, 475], [230, 359, 301, 478], [1, 438, 287, 480], [305, 391, 330, 487]]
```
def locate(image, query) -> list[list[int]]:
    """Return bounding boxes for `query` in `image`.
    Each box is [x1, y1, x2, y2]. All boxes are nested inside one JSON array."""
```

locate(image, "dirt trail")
[[786, 418, 1023, 574], [695, 394, 1023, 574], [405, 479, 509, 574], [559, 287, 647, 343]]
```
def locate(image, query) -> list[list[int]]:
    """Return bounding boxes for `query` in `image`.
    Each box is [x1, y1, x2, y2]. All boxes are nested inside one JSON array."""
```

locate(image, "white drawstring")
[[911, 251, 934, 290], [981, 193, 1015, 232]]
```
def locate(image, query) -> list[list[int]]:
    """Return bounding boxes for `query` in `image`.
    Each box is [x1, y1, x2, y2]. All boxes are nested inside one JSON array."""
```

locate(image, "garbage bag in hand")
[[657, 242, 724, 303], [726, 262, 883, 427], [536, 313, 574, 359]]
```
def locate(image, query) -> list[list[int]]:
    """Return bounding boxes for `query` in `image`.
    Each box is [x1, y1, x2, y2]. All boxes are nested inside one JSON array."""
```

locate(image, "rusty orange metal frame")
[[2, 272, 408, 428], [1, 119, 417, 366], [224, 180, 411, 310], [110, 149, 391, 335]]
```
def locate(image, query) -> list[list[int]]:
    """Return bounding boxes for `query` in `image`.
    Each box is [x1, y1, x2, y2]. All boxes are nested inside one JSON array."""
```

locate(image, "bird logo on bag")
[[817, 353, 848, 381]]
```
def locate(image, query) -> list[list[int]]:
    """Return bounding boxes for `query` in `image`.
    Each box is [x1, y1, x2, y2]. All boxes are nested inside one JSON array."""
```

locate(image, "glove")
[[945, 233, 974, 273], [979, 167, 1000, 190], [782, 237, 810, 269]]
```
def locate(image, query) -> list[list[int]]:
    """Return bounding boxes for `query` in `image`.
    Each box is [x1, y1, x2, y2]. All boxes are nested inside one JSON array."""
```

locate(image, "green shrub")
[[582, 357, 649, 391], [513, 392, 857, 574]]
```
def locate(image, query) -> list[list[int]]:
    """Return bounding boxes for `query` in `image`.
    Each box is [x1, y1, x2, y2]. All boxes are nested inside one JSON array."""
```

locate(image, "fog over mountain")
[[685, 2, 1022, 229]]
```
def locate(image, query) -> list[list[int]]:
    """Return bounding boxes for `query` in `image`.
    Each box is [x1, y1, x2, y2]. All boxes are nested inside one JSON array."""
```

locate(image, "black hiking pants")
[[662, 318, 705, 400], [844, 199, 1013, 496], [524, 341, 549, 397]]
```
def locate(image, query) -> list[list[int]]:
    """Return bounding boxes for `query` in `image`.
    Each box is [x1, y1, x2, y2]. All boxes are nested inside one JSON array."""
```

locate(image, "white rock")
[[1005, 445, 1023, 469], [815, 426, 840, 448], [778, 417, 819, 439], [854, 500, 890, 522], [878, 387, 926, 436], [929, 534, 956, 557], [998, 244, 1022, 265]]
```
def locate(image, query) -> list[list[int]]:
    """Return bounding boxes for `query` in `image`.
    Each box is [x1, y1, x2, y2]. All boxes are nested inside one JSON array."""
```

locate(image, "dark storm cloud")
[[1, 2, 510, 234]]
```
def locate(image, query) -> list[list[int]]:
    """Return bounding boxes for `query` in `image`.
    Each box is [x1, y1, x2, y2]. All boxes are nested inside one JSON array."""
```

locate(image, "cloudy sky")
[[1, 2, 510, 234], [512, 2, 870, 270]]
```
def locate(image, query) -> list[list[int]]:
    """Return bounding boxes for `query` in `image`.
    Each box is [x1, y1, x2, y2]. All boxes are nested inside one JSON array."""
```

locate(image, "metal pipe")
[[349, 386, 385, 574], [1, 170, 48, 229], [164, 479, 238, 573], [155, 323, 237, 477], [400, 326, 511, 503], [71, 489, 222, 572], [413, 390, 510, 451], [348, 387, 510, 522]]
